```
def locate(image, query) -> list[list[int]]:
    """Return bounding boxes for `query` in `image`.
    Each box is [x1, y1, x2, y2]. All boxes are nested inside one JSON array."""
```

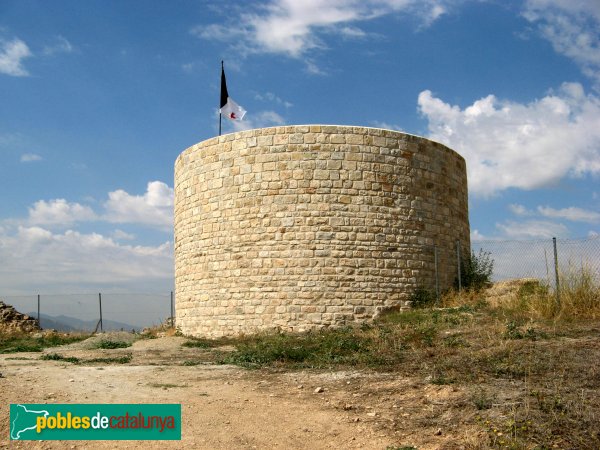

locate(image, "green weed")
[[86, 355, 132, 364], [94, 340, 131, 349], [182, 338, 215, 349], [0, 332, 88, 354], [40, 353, 80, 363]]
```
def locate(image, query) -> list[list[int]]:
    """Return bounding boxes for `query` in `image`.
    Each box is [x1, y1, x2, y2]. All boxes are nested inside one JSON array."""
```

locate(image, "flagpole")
[[219, 60, 224, 136]]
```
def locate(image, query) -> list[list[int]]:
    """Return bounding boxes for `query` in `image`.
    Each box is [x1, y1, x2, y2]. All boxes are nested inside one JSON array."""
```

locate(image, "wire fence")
[[401, 236, 599, 302], [1, 236, 598, 331], [1, 293, 174, 332], [473, 235, 600, 288]]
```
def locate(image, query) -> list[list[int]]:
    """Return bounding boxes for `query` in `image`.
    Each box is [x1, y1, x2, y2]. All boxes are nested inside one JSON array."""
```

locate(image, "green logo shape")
[[10, 404, 181, 440]]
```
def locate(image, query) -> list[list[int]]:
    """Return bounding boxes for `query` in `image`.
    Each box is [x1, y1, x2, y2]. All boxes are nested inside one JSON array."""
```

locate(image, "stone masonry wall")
[[174, 125, 470, 337]]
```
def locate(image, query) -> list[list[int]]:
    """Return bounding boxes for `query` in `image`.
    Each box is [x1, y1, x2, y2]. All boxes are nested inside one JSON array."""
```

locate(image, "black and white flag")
[[220, 63, 246, 121]]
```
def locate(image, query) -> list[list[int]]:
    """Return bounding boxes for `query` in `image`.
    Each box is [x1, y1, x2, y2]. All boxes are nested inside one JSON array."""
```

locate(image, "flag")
[[220, 63, 246, 121]]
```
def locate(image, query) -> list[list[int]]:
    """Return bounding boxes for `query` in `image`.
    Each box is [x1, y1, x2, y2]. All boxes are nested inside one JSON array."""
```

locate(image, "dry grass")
[[3, 273, 597, 448], [214, 273, 600, 448], [0, 329, 89, 353], [443, 265, 600, 322]]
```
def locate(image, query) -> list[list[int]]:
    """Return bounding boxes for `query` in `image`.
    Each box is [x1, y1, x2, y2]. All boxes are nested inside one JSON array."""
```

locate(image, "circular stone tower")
[[174, 125, 469, 337]]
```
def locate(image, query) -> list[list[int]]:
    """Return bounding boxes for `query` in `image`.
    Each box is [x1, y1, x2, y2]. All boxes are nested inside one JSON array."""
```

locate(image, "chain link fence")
[[473, 235, 600, 289], [2, 236, 598, 330], [1, 293, 174, 332]]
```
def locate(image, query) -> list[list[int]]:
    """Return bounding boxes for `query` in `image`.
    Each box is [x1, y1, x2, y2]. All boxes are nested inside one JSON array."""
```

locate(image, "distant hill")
[[28, 313, 139, 332]]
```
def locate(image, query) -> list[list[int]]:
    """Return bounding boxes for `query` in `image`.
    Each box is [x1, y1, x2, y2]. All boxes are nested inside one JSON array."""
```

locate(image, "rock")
[[314, 387, 324, 393], [366, 412, 377, 417], [435, 428, 442, 436], [0, 300, 40, 333], [343, 404, 353, 410]]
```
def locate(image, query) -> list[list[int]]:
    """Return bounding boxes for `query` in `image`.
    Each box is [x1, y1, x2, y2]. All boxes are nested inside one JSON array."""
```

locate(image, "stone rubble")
[[0, 300, 40, 333]]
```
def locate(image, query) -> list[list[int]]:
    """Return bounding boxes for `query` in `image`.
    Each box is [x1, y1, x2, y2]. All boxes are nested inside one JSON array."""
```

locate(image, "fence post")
[[170, 291, 174, 328], [98, 293, 103, 332], [552, 237, 560, 308], [37, 294, 41, 329], [434, 246, 440, 305], [456, 240, 462, 292]]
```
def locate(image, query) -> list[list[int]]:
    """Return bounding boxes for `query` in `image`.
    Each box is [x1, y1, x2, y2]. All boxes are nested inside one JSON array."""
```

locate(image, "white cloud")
[[193, 0, 453, 61], [425, 4, 446, 25], [370, 121, 404, 131], [28, 199, 97, 226], [254, 92, 293, 108], [0, 226, 172, 294], [340, 26, 367, 38], [507, 202, 600, 223], [418, 82, 600, 196], [0, 132, 22, 147], [0, 38, 32, 77], [508, 203, 535, 216], [70, 162, 88, 171], [42, 36, 73, 56], [496, 220, 569, 239], [229, 110, 286, 132], [508, 204, 531, 216], [20, 153, 43, 163], [240, 0, 361, 58], [470, 229, 486, 241], [112, 229, 136, 241], [538, 205, 600, 223], [0, 182, 175, 297], [190, 23, 244, 42], [523, 0, 600, 86], [17, 182, 173, 230], [104, 181, 174, 231], [304, 59, 327, 75]]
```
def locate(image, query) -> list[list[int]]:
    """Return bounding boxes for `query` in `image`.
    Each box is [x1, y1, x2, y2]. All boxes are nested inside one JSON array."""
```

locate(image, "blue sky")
[[1, 0, 599, 295]]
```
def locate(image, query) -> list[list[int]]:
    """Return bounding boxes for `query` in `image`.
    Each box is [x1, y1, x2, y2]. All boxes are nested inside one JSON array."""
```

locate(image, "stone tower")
[[174, 125, 470, 337]]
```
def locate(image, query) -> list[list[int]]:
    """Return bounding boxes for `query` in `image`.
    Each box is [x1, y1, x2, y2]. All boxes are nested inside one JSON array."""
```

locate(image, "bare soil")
[[2, 315, 599, 450], [1, 333, 483, 450]]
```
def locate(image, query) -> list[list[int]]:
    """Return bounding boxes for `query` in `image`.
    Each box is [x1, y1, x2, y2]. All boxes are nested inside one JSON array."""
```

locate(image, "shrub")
[[94, 340, 131, 349], [458, 249, 494, 291], [409, 287, 436, 308]]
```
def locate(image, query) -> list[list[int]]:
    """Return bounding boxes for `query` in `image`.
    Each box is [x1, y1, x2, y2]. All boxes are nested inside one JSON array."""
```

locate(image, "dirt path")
[[0, 335, 410, 450]]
